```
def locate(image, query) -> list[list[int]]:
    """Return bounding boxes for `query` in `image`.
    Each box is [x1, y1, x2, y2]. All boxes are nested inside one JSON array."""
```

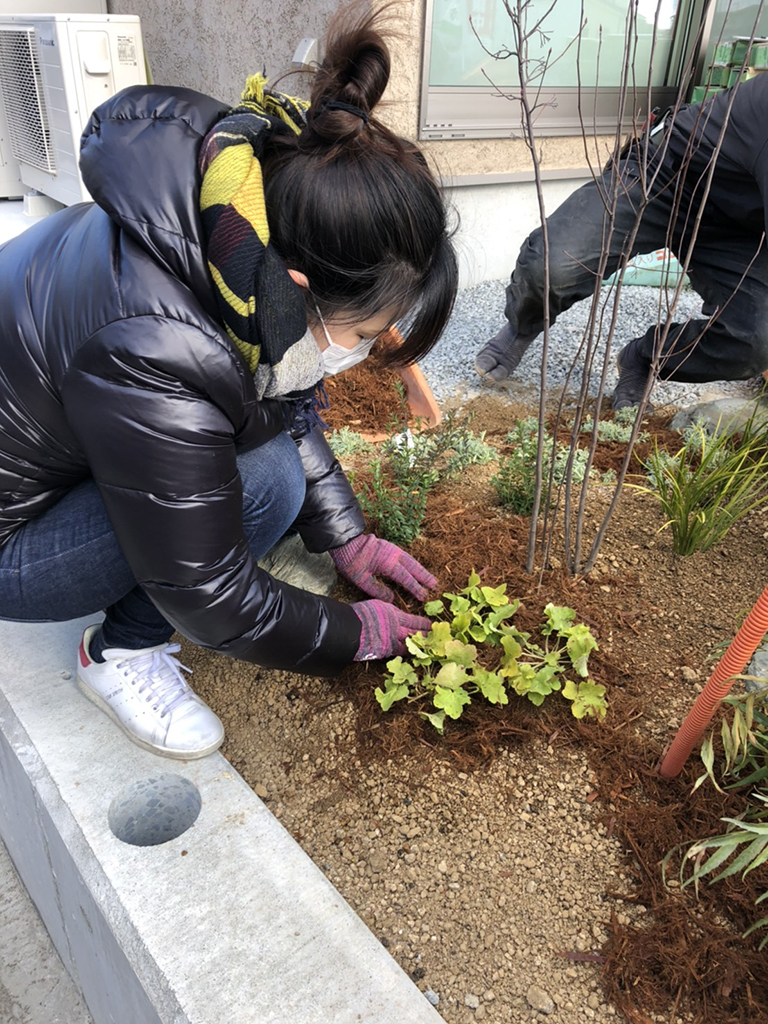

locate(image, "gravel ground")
[[421, 280, 761, 410]]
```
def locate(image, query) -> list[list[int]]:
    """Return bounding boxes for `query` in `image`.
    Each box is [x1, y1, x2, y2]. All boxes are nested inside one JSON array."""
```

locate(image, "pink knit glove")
[[351, 600, 432, 661], [330, 534, 437, 602]]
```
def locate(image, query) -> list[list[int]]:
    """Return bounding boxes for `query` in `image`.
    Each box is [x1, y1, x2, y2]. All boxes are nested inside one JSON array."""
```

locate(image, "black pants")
[[504, 148, 768, 382]]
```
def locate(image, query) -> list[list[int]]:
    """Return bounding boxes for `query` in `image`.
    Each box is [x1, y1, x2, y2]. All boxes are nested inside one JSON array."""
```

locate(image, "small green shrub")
[[381, 411, 497, 478], [552, 443, 590, 486], [614, 406, 643, 426], [374, 571, 607, 732], [640, 412, 768, 555], [357, 407, 499, 544], [440, 424, 496, 476], [580, 415, 649, 444], [327, 426, 374, 459], [492, 419, 539, 513], [493, 418, 592, 514], [356, 457, 436, 547]]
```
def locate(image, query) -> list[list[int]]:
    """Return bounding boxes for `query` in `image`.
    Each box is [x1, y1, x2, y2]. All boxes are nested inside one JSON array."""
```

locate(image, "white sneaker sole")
[[77, 676, 224, 761]]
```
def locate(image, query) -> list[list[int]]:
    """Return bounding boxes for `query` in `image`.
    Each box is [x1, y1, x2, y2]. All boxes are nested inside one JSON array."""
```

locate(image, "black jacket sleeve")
[[292, 425, 365, 553], [61, 317, 361, 674]]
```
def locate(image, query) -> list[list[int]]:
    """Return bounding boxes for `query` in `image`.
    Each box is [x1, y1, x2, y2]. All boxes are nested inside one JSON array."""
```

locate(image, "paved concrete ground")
[[0, 840, 92, 1024]]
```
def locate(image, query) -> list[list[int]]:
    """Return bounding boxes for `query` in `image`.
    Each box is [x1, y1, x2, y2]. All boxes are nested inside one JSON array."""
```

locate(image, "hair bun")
[[306, 4, 391, 145]]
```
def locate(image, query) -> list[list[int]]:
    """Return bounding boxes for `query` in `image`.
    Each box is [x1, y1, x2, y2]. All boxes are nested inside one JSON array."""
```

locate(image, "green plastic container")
[[727, 66, 762, 87], [691, 84, 722, 104], [753, 42, 768, 68], [707, 64, 730, 86], [713, 40, 734, 64], [732, 38, 752, 65]]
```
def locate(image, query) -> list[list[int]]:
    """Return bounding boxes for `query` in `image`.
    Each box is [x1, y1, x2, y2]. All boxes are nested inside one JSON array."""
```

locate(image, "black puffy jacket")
[[0, 86, 364, 674]]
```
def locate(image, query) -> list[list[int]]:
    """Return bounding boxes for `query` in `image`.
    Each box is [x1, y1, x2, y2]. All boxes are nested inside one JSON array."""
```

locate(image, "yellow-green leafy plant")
[[374, 571, 607, 733]]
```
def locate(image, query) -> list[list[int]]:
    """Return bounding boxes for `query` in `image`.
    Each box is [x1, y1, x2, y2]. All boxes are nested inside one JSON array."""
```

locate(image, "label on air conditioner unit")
[[117, 34, 138, 66]]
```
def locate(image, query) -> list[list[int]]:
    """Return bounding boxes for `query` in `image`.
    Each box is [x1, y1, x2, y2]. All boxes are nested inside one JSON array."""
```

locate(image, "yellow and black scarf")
[[199, 75, 322, 400]]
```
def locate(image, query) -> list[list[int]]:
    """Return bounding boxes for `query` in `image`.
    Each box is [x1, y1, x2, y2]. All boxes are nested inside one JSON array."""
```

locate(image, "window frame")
[[419, 0, 710, 140]]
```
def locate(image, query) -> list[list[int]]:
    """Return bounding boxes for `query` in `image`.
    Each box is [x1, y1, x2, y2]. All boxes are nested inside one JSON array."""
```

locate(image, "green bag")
[[604, 249, 690, 289]]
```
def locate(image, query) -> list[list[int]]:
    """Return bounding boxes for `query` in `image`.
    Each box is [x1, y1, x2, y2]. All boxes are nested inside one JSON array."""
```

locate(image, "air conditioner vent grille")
[[0, 28, 55, 173]]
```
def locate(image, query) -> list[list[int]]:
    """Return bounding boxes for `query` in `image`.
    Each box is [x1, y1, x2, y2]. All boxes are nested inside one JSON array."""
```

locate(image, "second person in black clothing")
[[475, 74, 768, 409]]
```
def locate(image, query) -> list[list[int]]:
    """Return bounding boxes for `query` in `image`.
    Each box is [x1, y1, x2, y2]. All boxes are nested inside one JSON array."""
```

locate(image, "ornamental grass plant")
[[640, 412, 768, 555], [667, 690, 768, 949]]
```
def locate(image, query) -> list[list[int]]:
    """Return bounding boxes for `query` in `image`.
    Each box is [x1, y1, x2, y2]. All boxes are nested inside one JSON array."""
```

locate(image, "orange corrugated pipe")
[[659, 585, 768, 779]]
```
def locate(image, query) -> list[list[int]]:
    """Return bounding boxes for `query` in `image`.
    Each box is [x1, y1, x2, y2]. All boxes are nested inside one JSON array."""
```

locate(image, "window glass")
[[429, 0, 680, 89], [704, 0, 768, 66]]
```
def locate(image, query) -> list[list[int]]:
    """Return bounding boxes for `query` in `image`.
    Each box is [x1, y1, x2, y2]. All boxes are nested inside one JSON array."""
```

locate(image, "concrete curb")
[[0, 618, 443, 1024]]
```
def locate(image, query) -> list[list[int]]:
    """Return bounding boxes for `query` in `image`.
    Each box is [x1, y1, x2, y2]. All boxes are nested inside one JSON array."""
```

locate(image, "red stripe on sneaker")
[[79, 640, 90, 668]]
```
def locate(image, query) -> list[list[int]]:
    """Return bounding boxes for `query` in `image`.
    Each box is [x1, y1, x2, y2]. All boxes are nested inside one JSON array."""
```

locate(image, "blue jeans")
[[0, 432, 306, 650]]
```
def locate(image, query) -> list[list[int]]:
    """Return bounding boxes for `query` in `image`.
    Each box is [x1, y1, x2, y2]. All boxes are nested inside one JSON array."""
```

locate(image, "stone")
[[746, 642, 768, 693], [526, 984, 556, 1014], [669, 396, 768, 436], [464, 993, 480, 1009], [368, 849, 389, 874], [680, 667, 699, 683], [424, 989, 440, 1006], [587, 992, 601, 1010], [257, 533, 336, 596], [254, 783, 269, 800]]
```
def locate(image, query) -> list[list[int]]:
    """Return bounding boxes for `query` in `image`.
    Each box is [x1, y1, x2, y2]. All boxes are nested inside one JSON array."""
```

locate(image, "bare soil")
[[182, 368, 768, 1024]]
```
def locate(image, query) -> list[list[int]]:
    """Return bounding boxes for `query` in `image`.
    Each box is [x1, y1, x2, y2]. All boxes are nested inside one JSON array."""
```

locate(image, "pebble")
[[368, 850, 388, 874], [254, 783, 269, 799], [424, 989, 440, 1006], [464, 993, 480, 1009], [526, 984, 556, 1014]]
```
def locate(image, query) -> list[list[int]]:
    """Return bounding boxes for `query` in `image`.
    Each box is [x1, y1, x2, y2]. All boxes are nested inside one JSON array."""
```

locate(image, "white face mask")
[[313, 301, 378, 376]]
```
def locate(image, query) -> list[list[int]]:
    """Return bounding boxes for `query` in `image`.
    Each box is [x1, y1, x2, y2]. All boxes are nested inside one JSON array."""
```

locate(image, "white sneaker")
[[77, 625, 224, 760]]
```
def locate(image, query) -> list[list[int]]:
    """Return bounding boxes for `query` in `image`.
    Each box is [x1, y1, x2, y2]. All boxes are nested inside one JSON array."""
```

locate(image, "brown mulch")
[[323, 348, 405, 434]]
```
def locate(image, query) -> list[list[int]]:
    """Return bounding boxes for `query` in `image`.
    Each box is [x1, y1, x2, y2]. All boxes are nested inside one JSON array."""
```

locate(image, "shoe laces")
[[117, 643, 193, 718]]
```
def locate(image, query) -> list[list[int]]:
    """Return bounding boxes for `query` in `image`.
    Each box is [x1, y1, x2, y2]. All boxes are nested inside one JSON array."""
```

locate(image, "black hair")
[[261, 2, 458, 366]]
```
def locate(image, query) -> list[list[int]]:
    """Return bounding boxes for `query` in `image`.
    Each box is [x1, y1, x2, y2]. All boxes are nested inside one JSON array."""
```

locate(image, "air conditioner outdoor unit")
[[0, 13, 146, 206]]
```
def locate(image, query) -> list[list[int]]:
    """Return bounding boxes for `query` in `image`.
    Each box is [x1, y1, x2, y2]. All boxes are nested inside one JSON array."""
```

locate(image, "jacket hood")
[[80, 86, 230, 306]]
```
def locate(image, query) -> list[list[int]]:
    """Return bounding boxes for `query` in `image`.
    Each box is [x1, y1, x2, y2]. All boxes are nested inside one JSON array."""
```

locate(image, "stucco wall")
[[107, 0, 340, 105]]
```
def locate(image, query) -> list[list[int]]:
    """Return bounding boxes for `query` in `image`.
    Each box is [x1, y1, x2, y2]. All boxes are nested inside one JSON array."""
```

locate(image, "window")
[[420, 0, 707, 139]]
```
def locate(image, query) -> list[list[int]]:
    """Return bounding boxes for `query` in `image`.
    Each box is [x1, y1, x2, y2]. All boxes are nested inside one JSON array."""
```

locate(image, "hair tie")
[[323, 99, 369, 124]]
